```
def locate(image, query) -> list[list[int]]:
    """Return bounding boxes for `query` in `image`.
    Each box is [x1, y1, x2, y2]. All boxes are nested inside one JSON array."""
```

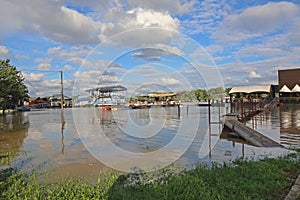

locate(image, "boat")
[[85, 85, 127, 109], [17, 106, 31, 112]]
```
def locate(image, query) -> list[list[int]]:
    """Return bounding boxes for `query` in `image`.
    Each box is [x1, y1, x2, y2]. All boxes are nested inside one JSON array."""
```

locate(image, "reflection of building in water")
[[280, 105, 300, 148], [0, 113, 28, 166]]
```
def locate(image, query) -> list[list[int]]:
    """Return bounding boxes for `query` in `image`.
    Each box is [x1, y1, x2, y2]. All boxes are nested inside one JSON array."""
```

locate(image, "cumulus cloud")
[[133, 44, 184, 61], [0, 45, 9, 58], [64, 65, 74, 71], [248, 71, 261, 78], [181, 0, 230, 34], [214, 1, 300, 42], [236, 44, 285, 60], [100, 8, 180, 46], [34, 57, 53, 63], [160, 77, 180, 85], [0, 0, 101, 44], [23, 73, 45, 82], [37, 63, 51, 71], [127, 0, 194, 15]]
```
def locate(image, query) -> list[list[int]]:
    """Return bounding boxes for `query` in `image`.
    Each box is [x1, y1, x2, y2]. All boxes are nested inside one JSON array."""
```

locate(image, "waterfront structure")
[[49, 94, 72, 107], [278, 68, 300, 101], [135, 92, 178, 106], [29, 97, 49, 108], [86, 85, 127, 107], [73, 96, 93, 107], [229, 85, 273, 102]]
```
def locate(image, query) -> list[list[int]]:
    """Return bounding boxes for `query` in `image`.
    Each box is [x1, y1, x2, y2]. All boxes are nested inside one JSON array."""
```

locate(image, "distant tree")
[[225, 87, 232, 97], [0, 59, 29, 112], [208, 87, 224, 99], [194, 89, 208, 101]]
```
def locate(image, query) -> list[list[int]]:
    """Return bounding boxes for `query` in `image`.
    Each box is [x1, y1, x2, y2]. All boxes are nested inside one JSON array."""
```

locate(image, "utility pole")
[[60, 70, 65, 154], [60, 70, 64, 110]]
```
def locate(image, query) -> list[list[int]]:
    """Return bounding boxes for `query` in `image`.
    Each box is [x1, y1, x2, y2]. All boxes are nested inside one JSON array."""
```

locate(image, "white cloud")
[[236, 45, 285, 59], [127, 0, 194, 15], [133, 44, 184, 61], [0, 45, 9, 58], [35, 57, 53, 63], [0, 0, 101, 44], [100, 8, 180, 46], [248, 71, 261, 78], [23, 73, 45, 82], [37, 63, 51, 71], [64, 65, 74, 71], [214, 1, 300, 42], [160, 77, 180, 85], [181, 0, 230, 34]]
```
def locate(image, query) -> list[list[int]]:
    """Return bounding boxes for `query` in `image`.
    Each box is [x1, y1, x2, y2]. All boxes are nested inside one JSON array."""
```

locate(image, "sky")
[[0, 0, 300, 97]]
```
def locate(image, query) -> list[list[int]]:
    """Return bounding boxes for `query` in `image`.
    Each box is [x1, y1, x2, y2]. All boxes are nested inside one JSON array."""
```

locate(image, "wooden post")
[[60, 70, 65, 153], [208, 99, 211, 124], [218, 100, 221, 124], [177, 103, 180, 119]]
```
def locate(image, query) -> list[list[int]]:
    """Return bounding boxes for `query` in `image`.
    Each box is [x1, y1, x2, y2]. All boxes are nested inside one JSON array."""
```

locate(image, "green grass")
[[1, 152, 300, 200]]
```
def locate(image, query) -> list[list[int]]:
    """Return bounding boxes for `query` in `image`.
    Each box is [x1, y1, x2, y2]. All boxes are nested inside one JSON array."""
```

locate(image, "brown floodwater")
[[0, 104, 297, 179]]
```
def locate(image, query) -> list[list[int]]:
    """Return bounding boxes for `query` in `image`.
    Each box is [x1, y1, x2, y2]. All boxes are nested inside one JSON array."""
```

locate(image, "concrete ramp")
[[224, 119, 283, 148]]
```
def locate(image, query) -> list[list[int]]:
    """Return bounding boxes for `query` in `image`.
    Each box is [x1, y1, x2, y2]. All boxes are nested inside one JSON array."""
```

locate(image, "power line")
[[19, 69, 62, 73]]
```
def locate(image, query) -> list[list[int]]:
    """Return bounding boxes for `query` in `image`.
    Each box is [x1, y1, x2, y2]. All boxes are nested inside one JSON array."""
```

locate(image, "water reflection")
[[0, 105, 297, 178], [244, 104, 300, 149], [0, 112, 28, 166], [280, 104, 300, 148]]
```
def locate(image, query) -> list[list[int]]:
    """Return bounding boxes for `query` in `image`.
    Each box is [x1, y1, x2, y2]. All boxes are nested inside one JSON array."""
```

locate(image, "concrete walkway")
[[285, 175, 300, 200], [223, 119, 282, 147]]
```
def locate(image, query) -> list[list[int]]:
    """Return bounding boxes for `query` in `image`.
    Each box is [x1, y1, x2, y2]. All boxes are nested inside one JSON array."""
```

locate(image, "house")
[[48, 94, 72, 107]]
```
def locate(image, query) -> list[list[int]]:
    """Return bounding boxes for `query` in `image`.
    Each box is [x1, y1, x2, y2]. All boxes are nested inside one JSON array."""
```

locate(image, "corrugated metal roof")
[[85, 85, 127, 93], [229, 85, 271, 94], [148, 93, 176, 97]]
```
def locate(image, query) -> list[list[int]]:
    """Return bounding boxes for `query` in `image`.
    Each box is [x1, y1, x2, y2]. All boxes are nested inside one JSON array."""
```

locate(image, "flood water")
[[0, 104, 298, 178]]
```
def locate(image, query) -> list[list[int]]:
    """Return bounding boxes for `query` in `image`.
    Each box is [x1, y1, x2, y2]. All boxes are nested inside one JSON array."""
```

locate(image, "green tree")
[[225, 87, 232, 97], [208, 87, 224, 99], [0, 59, 29, 112], [193, 89, 208, 101]]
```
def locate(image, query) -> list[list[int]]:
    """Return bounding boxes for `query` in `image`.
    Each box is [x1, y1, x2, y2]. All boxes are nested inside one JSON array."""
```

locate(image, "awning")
[[85, 85, 127, 93], [292, 84, 300, 92], [280, 85, 292, 93], [229, 85, 271, 94]]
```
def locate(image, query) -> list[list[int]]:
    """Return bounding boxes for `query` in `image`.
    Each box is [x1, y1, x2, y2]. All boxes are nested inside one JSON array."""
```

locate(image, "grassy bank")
[[1, 152, 300, 200]]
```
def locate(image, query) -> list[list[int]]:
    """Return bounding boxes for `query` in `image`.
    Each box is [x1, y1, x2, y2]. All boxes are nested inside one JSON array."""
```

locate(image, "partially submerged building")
[[229, 85, 273, 102], [136, 93, 178, 105], [86, 85, 127, 107], [49, 94, 72, 107]]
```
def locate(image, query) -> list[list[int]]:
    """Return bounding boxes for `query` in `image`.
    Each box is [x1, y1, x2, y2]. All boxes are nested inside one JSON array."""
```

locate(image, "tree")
[[208, 87, 224, 99], [194, 89, 208, 101], [0, 59, 29, 112], [225, 87, 232, 97]]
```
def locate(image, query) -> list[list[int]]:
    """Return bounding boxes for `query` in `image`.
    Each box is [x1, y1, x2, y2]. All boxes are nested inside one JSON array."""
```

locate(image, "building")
[[278, 68, 300, 101], [48, 94, 72, 107], [229, 85, 273, 102], [85, 85, 127, 107]]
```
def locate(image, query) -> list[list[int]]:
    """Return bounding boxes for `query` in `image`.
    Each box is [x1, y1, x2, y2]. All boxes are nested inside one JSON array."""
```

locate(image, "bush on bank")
[[1, 152, 300, 200]]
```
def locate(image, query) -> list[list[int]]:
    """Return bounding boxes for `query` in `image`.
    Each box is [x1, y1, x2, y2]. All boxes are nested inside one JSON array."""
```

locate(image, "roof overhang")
[[229, 85, 271, 94]]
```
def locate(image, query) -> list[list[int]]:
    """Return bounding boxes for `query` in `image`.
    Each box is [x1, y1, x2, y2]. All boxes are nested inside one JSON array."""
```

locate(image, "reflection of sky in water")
[[1, 104, 298, 175]]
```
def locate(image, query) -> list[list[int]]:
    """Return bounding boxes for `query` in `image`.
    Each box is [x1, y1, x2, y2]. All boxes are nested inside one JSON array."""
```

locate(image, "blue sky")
[[0, 0, 299, 97]]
